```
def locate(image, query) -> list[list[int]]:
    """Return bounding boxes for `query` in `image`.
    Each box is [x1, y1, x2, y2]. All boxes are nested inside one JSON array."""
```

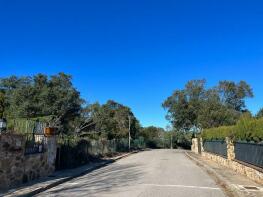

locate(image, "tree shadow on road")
[[40, 162, 144, 196]]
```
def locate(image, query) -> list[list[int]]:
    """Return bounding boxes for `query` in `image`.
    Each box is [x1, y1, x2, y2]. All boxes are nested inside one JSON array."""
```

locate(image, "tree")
[[76, 100, 141, 139], [140, 126, 165, 148], [162, 80, 206, 130], [256, 108, 263, 118], [163, 80, 253, 131], [140, 126, 164, 140], [0, 73, 84, 133], [197, 89, 239, 128], [218, 80, 253, 112], [0, 91, 4, 118]]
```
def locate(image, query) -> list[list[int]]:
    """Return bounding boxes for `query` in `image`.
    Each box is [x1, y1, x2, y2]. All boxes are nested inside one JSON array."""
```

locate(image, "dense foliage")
[[202, 114, 263, 143], [256, 108, 263, 118], [0, 91, 4, 118], [140, 126, 167, 148], [0, 73, 145, 139], [163, 80, 253, 131], [77, 100, 141, 140], [2, 73, 261, 147], [0, 73, 83, 133]]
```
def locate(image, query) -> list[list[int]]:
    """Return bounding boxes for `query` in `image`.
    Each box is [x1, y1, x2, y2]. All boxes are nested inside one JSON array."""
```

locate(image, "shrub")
[[202, 116, 263, 143], [202, 126, 235, 141]]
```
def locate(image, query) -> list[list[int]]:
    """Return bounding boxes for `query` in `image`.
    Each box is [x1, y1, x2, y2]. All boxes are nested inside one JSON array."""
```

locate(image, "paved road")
[[37, 150, 226, 197]]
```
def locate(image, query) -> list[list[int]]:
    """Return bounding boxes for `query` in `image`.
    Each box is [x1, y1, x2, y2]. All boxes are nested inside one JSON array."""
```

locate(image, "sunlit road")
[[37, 150, 226, 197]]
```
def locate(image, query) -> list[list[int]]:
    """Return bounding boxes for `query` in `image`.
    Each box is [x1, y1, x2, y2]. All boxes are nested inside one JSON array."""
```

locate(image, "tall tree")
[[140, 126, 164, 141], [218, 80, 253, 112], [163, 80, 253, 130], [76, 100, 141, 139], [198, 89, 239, 128], [162, 80, 206, 130], [0, 73, 84, 133]]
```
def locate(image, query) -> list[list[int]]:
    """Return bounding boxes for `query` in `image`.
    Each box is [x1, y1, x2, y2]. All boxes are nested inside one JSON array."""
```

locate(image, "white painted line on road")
[[142, 184, 221, 190]]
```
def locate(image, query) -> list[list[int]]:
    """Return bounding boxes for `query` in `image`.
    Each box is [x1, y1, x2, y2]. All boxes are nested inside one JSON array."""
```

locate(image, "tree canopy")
[[0, 73, 145, 138], [163, 80, 253, 130], [76, 100, 141, 139], [256, 108, 263, 118], [0, 73, 84, 132]]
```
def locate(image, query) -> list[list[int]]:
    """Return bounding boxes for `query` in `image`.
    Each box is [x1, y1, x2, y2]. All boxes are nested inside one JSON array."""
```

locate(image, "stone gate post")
[[45, 135, 57, 172], [226, 137, 235, 161]]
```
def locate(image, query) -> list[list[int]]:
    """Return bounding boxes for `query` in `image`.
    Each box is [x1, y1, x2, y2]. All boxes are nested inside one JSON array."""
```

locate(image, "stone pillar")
[[191, 138, 203, 154], [226, 137, 235, 161], [45, 136, 57, 172], [200, 137, 204, 153], [191, 138, 199, 154]]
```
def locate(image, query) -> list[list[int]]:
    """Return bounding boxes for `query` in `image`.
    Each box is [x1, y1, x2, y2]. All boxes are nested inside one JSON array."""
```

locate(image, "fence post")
[[200, 137, 204, 154], [226, 137, 235, 161]]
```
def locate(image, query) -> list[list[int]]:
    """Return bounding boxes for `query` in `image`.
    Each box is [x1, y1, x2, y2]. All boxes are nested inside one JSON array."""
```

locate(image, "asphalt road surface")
[[37, 150, 226, 197]]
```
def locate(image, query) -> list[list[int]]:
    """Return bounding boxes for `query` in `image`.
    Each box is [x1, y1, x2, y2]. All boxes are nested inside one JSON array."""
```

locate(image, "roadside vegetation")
[[1, 74, 262, 149], [202, 114, 263, 143], [163, 79, 263, 144], [0, 73, 168, 149]]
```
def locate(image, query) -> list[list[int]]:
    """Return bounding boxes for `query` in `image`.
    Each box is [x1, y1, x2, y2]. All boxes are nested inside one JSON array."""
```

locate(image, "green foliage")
[[0, 73, 83, 134], [0, 91, 4, 118], [256, 108, 263, 118], [163, 80, 206, 130], [235, 114, 263, 142], [78, 100, 141, 140], [218, 80, 253, 111], [140, 126, 164, 140], [140, 126, 166, 148], [7, 117, 51, 134], [202, 126, 236, 141], [174, 131, 193, 149], [163, 80, 253, 130], [202, 115, 263, 142], [0, 73, 83, 119]]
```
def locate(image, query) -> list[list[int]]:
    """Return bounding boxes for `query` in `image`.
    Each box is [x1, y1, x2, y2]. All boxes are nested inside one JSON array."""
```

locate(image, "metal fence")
[[24, 133, 46, 155], [203, 140, 227, 158], [235, 142, 263, 169], [55, 138, 135, 170]]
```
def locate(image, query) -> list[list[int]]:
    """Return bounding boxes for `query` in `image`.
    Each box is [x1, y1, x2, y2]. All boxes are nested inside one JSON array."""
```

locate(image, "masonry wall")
[[191, 138, 263, 185], [0, 134, 57, 191]]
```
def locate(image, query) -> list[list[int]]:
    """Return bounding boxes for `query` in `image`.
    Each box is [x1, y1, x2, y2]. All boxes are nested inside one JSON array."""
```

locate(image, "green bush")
[[7, 116, 52, 134], [202, 116, 263, 143], [202, 126, 235, 141]]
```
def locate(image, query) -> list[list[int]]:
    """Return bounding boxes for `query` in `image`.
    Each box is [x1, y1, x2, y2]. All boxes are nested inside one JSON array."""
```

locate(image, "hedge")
[[202, 117, 263, 143], [6, 116, 52, 134]]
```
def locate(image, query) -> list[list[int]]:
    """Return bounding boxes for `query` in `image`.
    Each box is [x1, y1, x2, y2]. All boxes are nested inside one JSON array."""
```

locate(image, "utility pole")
[[128, 115, 131, 151]]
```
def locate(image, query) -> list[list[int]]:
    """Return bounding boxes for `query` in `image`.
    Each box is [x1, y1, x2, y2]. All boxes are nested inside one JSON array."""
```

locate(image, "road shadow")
[[39, 162, 144, 196]]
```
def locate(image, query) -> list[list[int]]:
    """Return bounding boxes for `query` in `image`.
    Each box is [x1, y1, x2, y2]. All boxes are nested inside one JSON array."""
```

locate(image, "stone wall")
[[202, 151, 263, 184], [0, 134, 57, 191], [191, 137, 263, 185]]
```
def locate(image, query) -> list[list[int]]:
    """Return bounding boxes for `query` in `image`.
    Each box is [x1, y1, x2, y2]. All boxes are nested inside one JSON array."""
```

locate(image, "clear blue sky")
[[0, 0, 263, 128]]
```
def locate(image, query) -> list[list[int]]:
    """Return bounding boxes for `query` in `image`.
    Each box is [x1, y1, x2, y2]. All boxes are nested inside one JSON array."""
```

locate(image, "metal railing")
[[24, 142, 45, 155], [203, 140, 227, 158], [235, 142, 263, 169], [24, 133, 46, 155]]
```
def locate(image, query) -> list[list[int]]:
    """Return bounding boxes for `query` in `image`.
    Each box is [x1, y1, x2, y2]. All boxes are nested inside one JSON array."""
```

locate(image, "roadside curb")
[[185, 151, 245, 197], [4, 151, 139, 197]]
